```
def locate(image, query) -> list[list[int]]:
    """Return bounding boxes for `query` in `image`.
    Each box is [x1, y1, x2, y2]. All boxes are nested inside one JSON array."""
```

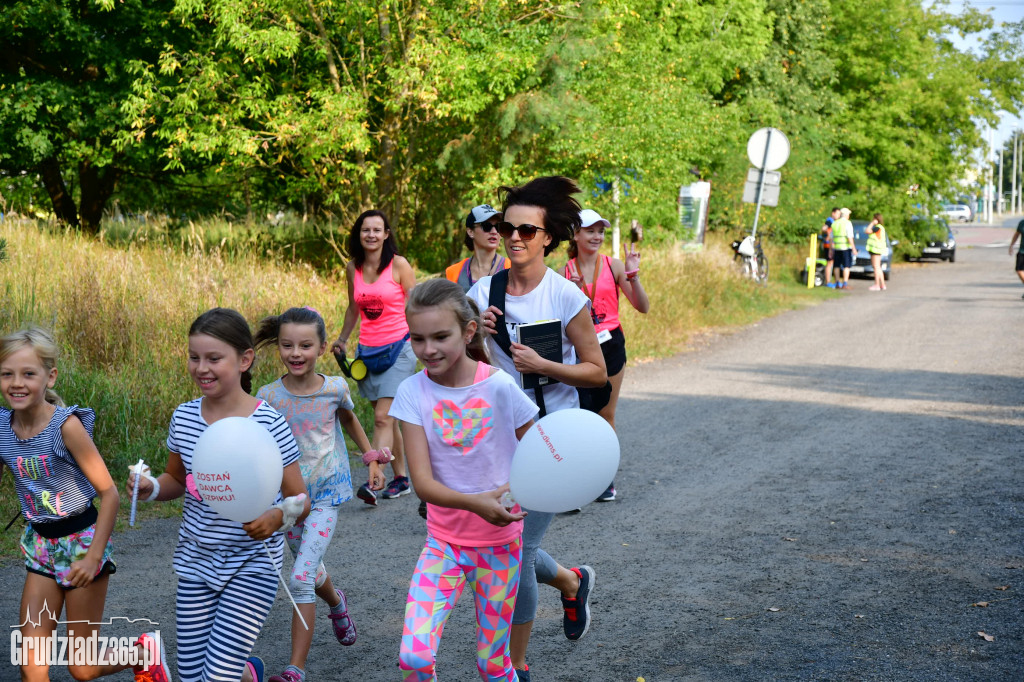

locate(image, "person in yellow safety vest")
[[865, 213, 887, 291], [831, 207, 857, 289]]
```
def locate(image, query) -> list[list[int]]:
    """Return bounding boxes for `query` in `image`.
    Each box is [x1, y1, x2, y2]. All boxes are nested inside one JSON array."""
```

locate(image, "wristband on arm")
[[361, 448, 394, 466], [273, 493, 307, 532]]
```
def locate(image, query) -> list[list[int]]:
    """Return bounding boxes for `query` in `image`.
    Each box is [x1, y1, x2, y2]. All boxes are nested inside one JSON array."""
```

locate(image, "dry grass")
[[0, 219, 824, 559]]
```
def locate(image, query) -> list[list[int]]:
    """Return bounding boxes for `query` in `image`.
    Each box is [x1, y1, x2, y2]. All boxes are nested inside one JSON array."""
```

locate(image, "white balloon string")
[[263, 540, 309, 630]]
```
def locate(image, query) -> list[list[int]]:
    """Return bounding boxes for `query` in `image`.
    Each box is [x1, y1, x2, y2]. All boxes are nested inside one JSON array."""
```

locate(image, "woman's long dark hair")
[[348, 209, 399, 274]]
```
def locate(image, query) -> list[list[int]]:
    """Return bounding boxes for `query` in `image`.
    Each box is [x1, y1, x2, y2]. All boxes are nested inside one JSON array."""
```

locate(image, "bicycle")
[[731, 233, 769, 284]]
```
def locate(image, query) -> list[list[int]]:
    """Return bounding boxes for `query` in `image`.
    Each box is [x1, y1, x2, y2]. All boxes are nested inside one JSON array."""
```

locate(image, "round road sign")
[[747, 128, 790, 171]]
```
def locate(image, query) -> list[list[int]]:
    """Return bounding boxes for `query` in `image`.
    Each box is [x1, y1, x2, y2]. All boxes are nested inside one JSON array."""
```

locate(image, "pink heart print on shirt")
[[432, 398, 493, 455]]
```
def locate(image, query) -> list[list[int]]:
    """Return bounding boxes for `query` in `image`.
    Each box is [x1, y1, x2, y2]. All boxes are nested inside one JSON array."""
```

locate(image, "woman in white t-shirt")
[[467, 176, 607, 681]]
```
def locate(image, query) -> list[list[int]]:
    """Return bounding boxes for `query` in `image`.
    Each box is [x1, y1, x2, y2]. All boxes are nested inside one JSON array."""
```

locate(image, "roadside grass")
[[0, 219, 830, 560]]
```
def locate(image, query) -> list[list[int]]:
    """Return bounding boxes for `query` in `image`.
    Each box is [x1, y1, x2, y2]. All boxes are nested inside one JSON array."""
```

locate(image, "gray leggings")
[[511, 509, 559, 625]]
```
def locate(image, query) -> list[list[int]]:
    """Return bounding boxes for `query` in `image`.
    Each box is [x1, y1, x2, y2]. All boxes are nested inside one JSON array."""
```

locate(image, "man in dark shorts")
[[822, 207, 840, 288], [831, 207, 856, 289], [1009, 218, 1024, 299]]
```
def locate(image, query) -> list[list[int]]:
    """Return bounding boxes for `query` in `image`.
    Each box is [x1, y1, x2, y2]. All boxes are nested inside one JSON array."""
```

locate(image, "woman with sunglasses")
[[563, 208, 649, 502], [444, 204, 512, 293], [331, 210, 417, 504], [467, 176, 608, 682]]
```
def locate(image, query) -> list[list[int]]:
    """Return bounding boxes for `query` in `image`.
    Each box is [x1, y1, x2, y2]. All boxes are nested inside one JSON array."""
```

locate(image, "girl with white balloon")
[[388, 278, 539, 681], [127, 308, 309, 682], [254, 306, 384, 682]]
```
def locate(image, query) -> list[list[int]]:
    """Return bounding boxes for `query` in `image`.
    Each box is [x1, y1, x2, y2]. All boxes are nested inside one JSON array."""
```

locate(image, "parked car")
[[916, 219, 956, 262], [801, 220, 897, 285], [939, 203, 971, 223]]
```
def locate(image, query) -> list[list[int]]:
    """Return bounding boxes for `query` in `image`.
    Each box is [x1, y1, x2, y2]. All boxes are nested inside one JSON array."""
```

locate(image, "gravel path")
[[3, 224, 1023, 681]]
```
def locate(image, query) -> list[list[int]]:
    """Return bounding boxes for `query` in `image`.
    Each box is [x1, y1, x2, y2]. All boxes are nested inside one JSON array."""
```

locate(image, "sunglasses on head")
[[496, 222, 547, 241]]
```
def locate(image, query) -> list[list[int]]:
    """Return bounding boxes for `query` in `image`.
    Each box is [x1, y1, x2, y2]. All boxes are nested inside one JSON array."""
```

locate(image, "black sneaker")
[[381, 475, 411, 499], [560, 565, 595, 641], [356, 483, 377, 506], [515, 665, 530, 681], [597, 483, 616, 502]]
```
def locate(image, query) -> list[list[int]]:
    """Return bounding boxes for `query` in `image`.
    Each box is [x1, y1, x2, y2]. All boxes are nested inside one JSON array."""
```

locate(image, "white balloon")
[[509, 409, 619, 513], [191, 417, 283, 523]]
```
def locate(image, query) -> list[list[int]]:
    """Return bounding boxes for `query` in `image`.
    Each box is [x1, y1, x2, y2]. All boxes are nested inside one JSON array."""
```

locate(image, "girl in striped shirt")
[[1, 327, 170, 682], [128, 308, 310, 682]]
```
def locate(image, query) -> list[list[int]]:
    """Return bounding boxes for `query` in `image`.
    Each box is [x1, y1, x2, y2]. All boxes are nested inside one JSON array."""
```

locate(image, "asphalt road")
[[3, 218, 1023, 681]]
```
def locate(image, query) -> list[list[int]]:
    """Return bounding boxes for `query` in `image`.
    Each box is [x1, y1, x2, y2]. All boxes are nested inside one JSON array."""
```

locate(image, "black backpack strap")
[[488, 269, 513, 357], [487, 269, 547, 417]]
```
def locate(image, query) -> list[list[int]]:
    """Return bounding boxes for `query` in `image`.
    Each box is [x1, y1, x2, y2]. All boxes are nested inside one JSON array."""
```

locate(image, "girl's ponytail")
[[463, 298, 490, 364], [254, 314, 283, 352]]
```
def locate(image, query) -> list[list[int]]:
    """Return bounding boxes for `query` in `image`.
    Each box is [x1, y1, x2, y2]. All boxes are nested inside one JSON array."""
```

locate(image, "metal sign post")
[[751, 130, 772, 239], [745, 127, 791, 238]]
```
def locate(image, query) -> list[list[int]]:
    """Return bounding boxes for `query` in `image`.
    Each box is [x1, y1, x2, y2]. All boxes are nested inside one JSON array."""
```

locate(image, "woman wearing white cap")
[[563, 209, 649, 501], [445, 204, 511, 293]]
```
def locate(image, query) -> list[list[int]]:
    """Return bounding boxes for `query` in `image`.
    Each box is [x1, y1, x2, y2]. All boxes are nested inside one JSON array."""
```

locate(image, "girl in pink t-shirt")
[[389, 278, 538, 682]]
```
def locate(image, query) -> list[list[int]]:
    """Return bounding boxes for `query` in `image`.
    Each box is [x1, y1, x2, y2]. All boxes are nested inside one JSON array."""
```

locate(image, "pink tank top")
[[565, 255, 620, 333], [354, 261, 409, 346]]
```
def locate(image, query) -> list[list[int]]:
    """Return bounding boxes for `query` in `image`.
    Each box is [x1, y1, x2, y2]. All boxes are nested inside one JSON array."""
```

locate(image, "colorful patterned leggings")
[[399, 535, 522, 681], [285, 504, 339, 603]]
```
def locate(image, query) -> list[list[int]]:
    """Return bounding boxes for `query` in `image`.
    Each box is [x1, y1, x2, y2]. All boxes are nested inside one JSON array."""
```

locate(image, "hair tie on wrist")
[[624, 268, 639, 277], [362, 448, 394, 466]]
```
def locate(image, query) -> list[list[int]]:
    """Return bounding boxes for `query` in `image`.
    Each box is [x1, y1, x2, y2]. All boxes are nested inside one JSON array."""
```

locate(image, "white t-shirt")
[[468, 268, 590, 414], [390, 365, 538, 546]]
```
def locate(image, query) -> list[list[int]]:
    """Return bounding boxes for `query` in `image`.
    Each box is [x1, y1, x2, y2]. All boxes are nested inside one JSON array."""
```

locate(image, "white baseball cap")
[[579, 209, 610, 228], [466, 204, 502, 227]]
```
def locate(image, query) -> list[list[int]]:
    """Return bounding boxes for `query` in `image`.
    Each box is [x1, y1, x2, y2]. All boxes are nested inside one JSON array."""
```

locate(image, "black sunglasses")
[[475, 222, 499, 233], [497, 222, 547, 241]]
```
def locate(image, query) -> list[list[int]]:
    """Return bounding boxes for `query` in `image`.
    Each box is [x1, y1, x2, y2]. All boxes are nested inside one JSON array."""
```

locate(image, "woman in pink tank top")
[[332, 210, 418, 504], [563, 209, 649, 502]]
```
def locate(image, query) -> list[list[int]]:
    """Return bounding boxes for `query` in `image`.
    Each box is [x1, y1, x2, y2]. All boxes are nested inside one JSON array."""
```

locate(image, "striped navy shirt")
[[168, 398, 300, 589], [0, 406, 97, 523]]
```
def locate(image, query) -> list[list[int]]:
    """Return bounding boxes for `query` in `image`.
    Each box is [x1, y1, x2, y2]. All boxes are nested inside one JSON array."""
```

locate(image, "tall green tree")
[[823, 0, 1023, 238], [0, 0, 179, 231], [120, 1, 555, 243]]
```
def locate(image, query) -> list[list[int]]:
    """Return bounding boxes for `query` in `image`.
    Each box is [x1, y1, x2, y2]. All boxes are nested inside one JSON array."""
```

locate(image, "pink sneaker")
[[133, 632, 171, 682], [328, 589, 357, 646], [869, 285, 881, 291], [268, 670, 302, 682]]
